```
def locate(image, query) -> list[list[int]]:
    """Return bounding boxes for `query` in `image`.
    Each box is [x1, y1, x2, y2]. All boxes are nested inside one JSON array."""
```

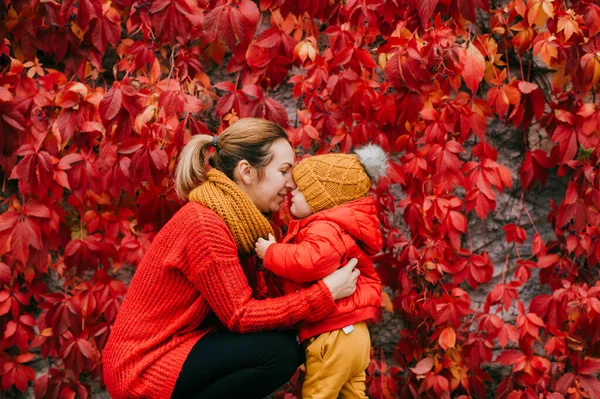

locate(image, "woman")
[[102, 118, 360, 399]]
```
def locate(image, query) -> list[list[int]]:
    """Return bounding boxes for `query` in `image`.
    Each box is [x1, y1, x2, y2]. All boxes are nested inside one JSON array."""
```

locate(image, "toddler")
[[255, 145, 387, 399]]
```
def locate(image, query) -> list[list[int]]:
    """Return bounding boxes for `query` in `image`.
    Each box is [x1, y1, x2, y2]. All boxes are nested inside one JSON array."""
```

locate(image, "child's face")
[[290, 188, 313, 219]]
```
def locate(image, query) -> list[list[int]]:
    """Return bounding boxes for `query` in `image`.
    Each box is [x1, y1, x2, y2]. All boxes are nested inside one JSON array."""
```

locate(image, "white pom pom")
[[354, 144, 388, 183]]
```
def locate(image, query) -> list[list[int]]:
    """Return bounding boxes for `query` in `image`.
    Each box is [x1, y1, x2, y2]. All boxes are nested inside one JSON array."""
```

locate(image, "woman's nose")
[[286, 176, 297, 190]]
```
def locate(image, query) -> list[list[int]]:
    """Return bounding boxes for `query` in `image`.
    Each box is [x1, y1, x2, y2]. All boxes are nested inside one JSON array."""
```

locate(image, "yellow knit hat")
[[293, 145, 389, 213], [292, 153, 371, 213]]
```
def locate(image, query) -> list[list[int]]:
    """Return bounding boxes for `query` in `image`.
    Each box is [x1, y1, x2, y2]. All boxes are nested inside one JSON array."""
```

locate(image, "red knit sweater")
[[102, 202, 337, 399]]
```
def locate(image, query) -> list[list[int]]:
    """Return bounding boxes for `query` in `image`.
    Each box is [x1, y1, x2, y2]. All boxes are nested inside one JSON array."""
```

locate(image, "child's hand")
[[255, 234, 276, 259]]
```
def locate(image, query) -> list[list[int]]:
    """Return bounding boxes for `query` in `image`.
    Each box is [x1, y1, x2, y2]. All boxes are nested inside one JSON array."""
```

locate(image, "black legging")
[[171, 330, 304, 399]]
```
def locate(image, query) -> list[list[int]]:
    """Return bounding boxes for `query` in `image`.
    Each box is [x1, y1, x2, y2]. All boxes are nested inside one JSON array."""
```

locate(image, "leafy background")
[[1, 0, 600, 398]]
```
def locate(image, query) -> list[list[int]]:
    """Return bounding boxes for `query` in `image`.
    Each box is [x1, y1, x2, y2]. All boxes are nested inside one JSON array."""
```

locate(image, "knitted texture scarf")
[[188, 168, 274, 256]]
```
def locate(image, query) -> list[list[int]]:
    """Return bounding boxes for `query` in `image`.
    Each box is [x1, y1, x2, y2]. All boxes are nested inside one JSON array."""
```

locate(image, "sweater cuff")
[[263, 244, 276, 270], [304, 280, 336, 321]]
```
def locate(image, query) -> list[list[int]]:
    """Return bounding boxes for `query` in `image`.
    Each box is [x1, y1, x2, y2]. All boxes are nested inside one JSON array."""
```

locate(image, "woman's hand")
[[322, 258, 360, 300]]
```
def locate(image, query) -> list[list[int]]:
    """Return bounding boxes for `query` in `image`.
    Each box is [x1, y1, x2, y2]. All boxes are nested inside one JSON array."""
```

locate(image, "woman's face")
[[241, 139, 297, 213]]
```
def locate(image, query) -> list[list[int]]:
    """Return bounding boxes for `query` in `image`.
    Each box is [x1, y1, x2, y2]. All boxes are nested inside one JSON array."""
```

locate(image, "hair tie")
[[211, 135, 219, 150]]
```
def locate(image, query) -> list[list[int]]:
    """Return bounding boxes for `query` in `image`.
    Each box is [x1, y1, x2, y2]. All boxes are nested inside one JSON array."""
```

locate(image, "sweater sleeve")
[[263, 221, 344, 283], [182, 207, 337, 334]]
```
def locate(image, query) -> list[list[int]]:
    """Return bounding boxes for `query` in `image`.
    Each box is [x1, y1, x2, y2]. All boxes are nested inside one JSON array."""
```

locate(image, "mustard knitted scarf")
[[188, 168, 274, 256]]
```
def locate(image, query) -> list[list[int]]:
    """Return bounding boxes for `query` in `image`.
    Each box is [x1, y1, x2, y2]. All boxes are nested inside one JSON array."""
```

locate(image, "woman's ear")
[[236, 160, 254, 185]]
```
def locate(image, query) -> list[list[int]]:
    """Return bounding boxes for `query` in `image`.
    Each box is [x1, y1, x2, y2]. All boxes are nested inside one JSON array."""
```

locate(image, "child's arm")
[[262, 221, 345, 284]]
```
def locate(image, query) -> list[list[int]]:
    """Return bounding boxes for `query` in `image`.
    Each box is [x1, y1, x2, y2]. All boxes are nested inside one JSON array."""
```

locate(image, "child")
[[255, 145, 387, 399]]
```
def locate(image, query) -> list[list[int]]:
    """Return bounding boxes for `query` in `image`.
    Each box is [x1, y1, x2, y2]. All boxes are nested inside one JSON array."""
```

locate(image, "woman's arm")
[[182, 209, 338, 333]]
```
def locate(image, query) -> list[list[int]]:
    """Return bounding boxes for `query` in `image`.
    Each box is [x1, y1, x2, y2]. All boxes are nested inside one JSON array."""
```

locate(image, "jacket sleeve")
[[182, 209, 337, 334], [262, 221, 345, 284]]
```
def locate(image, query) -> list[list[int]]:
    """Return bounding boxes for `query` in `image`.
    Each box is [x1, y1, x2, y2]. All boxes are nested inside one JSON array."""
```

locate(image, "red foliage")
[[1, 0, 600, 397]]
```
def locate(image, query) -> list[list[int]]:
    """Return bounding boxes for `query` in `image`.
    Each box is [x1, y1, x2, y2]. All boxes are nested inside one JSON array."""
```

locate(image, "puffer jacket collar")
[[285, 197, 381, 255]]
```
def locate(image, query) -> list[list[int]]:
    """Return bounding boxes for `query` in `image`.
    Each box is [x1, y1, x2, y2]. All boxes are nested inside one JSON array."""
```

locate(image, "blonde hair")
[[174, 118, 288, 200]]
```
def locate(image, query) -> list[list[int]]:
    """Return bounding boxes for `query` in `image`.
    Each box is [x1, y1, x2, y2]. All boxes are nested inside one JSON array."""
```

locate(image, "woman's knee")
[[254, 331, 304, 376]]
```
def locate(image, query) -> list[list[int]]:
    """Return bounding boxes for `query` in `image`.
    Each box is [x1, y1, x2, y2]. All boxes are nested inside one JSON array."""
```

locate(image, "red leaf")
[[76, 338, 96, 359], [118, 138, 146, 155], [150, 147, 168, 170], [497, 323, 519, 349], [463, 43, 485, 93], [580, 375, 600, 399], [381, 291, 394, 313], [555, 110, 575, 125], [0, 210, 18, 233], [204, 0, 259, 49], [555, 372, 575, 393], [11, 218, 42, 264], [520, 149, 553, 190], [579, 358, 600, 375], [64, 237, 103, 272], [4, 320, 17, 338], [529, 294, 552, 317], [22, 202, 50, 219], [263, 97, 288, 127], [150, 0, 201, 42], [33, 373, 48, 399], [213, 82, 236, 92], [254, 28, 284, 48], [503, 223, 527, 245], [16, 352, 35, 364], [20, 314, 36, 326], [52, 110, 78, 145], [215, 89, 252, 117], [449, 210, 467, 232], [90, 5, 121, 53], [469, 253, 493, 285], [2, 108, 26, 130], [532, 233, 547, 257], [552, 124, 578, 164], [291, 124, 319, 149], [57, 153, 84, 170], [99, 86, 123, 121], [526, 313, 545, 327], [0, 262, 10, 284], [241, 84, 263, 101], [77, 0, 102, 30], [0, 86, 13, 102], [538, 254, 560, 268], [413, 0, 438, 22], [497, 349, 524, 365], [410, 357, 434, 375], [159, 90, 184, 116], [439, 327, 456, 350]]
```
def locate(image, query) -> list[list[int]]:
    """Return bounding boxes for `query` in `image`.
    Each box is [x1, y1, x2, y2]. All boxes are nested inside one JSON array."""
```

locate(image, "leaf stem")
[[522, 205, 540, 236], [501, 253, 509, 284], [504, 46, 511, 80], [467, 221, 473, 253], [518, 54, 525, 81], [165, 47, 176, 91]]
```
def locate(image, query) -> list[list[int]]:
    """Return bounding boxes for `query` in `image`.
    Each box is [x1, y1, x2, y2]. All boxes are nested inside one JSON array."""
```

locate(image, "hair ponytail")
[[174, 134, 214, 200]]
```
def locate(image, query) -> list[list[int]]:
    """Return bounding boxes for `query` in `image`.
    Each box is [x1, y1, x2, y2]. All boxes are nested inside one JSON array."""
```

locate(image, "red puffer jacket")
[[263, 197, 382, 341]]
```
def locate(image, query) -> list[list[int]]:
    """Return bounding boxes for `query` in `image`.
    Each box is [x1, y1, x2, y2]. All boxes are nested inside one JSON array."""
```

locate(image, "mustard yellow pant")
[[302, 322, 371, 399]]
